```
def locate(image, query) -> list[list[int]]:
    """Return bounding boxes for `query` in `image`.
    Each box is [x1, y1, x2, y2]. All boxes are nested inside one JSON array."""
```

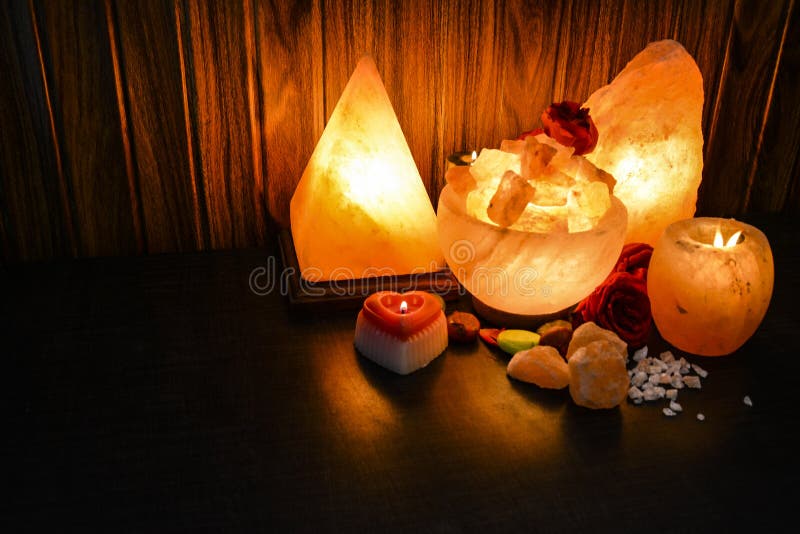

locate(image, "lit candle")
[[647, 217, 774, 356], [354, 291, 448, 374], [446, 150, 477, 171]]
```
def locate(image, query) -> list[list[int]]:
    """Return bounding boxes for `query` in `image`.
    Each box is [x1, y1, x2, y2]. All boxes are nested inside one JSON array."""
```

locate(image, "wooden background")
[[1, 0, 797, 262]]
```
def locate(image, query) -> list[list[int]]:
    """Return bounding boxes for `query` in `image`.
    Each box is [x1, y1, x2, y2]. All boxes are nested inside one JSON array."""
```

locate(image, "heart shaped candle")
[[355, 291, 447, 374]]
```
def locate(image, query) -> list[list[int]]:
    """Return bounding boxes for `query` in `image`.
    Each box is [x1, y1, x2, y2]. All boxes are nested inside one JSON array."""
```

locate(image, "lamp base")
[[278, 229, 462, 310], [471, 296, 575, 330]]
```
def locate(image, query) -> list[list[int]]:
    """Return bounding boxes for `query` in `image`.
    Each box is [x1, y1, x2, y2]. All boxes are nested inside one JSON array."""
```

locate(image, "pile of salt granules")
[[626, 346, 709, 419]]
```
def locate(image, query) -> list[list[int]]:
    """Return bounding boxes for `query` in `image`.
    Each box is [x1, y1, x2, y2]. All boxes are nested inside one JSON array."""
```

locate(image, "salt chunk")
[[648, 374, 660, 385], [671, 375, 685, 389], [659, 373, 671, 385], [684, 376, 702, 389], [697, 413, 705, 421], [633, 346, 648, 362], [663, 407, 676, 417], [666, 389, 678, 400], [692, 364, 708, 378], [660, 351, 675, 363], [487, 170, 535, 227], [628, 386, 643, 401], [634, 398, 643, 405], [669, 401, 683, 412], [643, 388, 660, 402], [632, 371, 648, 388], [649, 365, 663, 375], [654, 386, 666, 399], [743, 395, 753, 407]]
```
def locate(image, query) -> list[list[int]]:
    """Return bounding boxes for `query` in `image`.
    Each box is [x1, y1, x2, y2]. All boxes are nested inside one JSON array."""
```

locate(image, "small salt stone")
[[634, 398, 643, 405], [697, 413, 705, 421], [633, 346, 648, 362], [692, 363, 709, 378], [666, 389, 678, 400], [669, 401, 683, 412], [653, 386, 666, 399], [632, 371, 648, 388], [671, 375, 685, 389], [628, 369, 634, 377], [628, 386, 644, 401], [643, 388, 660, 402], [663, 407, 677, 417], [648, 374, 660, 385], [684, 376, 702, 389], [659, 373, 671, 385], [743, 395, 753, 407], [660, 351, 675, 363]]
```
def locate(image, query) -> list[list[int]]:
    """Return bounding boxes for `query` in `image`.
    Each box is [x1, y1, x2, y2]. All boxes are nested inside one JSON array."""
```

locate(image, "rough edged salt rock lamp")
[[290, 56, 443, 281], [584, 40, 704, 246], [647, 218, 774, 356]]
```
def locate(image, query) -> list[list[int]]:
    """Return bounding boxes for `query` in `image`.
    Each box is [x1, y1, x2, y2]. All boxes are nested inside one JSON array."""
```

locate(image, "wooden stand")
[[471, 295, 575, 329], [278, 229, 462, 310]]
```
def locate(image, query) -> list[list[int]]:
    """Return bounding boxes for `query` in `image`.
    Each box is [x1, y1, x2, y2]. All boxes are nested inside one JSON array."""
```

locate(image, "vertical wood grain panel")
[[440, 0, 504, 160], [699, 0, 790, 216], [113, 0, 203, 252], [496, 1, 566, 142], [0, 0, 72, 261], [182, 0, 266, 249], [751, 0, 799, 213], [34, 0, 140, 256], [552, 0, 619, 102], [323, 0, 443, 200], [256, 0, 323, 228]]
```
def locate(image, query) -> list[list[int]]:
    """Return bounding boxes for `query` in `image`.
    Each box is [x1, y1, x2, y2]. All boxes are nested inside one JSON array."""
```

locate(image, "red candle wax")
[[361, 291, 442, 339]]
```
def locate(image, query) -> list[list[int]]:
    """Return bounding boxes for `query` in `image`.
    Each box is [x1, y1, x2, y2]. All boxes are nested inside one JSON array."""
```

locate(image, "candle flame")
[[470, 150, 477, 163], [400, 300, 408, 314], [713, 228, 742, 249]]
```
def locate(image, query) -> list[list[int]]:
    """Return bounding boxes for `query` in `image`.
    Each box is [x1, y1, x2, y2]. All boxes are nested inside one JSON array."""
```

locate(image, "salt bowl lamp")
[[290, 56, 443, 281], [648, 218, 774, 356], [584, 40, 704, 246]]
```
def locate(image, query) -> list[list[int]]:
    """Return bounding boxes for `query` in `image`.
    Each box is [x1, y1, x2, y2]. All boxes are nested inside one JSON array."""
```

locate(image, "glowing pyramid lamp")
[[282, 56, 457, 307]]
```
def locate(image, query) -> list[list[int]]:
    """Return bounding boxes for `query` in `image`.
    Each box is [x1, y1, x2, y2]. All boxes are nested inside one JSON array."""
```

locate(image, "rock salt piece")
[[632, 371, 648, 388], [697, 413, 705, 421], [567, 321, 627, 362], [507, 345, 570, 390], [743, 395, 753, 407], [444, 166, 478, 196], [683, 376, 702, 389], [648, 374, 660, 386], [628, 386, 644, 401], [633, 346, 648, 362], [568, 340, 629, 409], [634, 398, 643, 405], [692, 364, 708, 378], [669, 401, 683, 412], [643, 389, 660, 402], [567, 181, 611, 233], [290, 56, 444, 280], [470, 148, 521, 184], [671, 375, 685, 389], [659, 373, 671, 385], [487, 170, 535, 227], [521, 136, 557, 180], [663, 408, 677, 417], [499, 139, 525, 155], [660, 351, 675, 363], [584, 39, 704, 245], [653, 386, 666, 399], [666, 389, 678, 400]]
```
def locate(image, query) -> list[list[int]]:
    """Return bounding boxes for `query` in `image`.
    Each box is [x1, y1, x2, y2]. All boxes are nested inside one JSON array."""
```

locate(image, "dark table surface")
[[5, 214, 800, 532]]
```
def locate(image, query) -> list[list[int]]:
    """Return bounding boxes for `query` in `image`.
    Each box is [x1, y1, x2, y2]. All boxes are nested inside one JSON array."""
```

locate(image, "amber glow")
[[290, 56, 443, 281], [648, 218, 774, 356], [400, 300, 408, 314]]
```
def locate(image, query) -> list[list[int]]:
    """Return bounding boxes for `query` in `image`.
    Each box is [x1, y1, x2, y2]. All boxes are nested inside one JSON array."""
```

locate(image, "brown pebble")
[[537, 320, 573, 356], [447, 311, 480, 343]]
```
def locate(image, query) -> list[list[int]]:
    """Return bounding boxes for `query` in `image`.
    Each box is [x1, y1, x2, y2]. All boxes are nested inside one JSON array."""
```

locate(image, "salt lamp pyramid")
[[584, 40, 704, 246], [290, 56, 444, 281]]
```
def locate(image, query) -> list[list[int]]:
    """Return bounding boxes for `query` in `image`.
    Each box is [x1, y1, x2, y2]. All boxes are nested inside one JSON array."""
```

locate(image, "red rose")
[[517, 127, 544, 141], [540, 101, 598, 156], [573, 271, 652, 348], [614, 243, 653, 280]]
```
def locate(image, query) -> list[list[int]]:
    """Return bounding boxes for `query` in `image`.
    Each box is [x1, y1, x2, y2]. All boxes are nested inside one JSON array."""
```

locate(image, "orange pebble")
[[568, 340, 628, 409], [507, 345, 569, 389]]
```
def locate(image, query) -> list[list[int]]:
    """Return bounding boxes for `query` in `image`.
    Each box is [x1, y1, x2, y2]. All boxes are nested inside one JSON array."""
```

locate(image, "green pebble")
[[497, 329, 540, 355]]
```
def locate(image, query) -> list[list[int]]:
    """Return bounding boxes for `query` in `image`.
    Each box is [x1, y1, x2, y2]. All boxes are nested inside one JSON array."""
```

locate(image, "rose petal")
[[479, 328, 504, 347]]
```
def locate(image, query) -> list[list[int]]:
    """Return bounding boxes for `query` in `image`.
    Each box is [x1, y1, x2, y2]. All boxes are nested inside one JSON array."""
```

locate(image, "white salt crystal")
[[692, 364, 708, 378], [643, 388, 660, 401], [669, 401, 683, 412], [632, 371, 648, 388], [648, 374, 660, 385], [660, 351, 675, 363], [659, 373, 671, 385], [671, 375, 685, 389], [633, 346, 648, 362], [663, 408, 677, 417], [653, 386, 666, 399], [628, 386, 643, 401], [697, 413, 705, 421], [743, 395, 753, 407], [666, 389, 678, 400], [684, 376, 702, 389]]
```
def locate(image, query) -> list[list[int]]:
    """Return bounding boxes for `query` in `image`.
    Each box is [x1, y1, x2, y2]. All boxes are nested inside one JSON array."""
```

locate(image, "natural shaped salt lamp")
[[290, 56, 443, 281], [647, 218, 774, 356], [583, 40, 704, 246]]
